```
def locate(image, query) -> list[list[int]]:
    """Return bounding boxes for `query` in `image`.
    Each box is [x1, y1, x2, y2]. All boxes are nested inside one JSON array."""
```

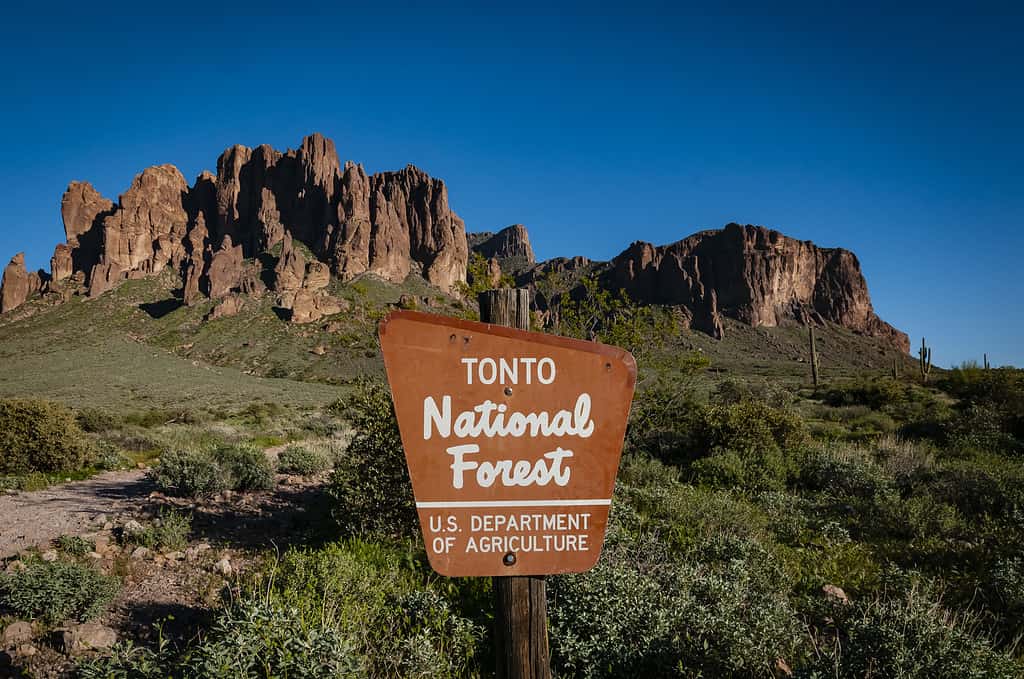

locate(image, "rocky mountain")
[[1, 133, 467, 322], [604, 224, 909, 351], [0, 133, 907, 351]]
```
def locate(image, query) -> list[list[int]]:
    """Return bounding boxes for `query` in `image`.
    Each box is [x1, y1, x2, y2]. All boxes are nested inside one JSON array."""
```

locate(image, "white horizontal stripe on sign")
[[415, 499, 612, 509]]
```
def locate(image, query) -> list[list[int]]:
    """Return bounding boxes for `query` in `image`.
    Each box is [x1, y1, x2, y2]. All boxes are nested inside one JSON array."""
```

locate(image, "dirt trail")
[[0, 469, 151, 558]]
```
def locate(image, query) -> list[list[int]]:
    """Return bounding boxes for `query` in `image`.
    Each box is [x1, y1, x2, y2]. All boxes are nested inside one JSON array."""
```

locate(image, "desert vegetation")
[[1, 283, 1022, 677]]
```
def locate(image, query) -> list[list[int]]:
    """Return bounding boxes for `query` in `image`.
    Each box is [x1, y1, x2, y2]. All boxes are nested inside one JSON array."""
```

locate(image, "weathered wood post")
[[479, 288, 551, 679]]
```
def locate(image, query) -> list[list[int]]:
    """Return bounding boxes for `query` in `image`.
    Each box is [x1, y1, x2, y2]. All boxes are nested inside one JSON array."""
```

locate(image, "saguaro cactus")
[[919, 337, 932, 383], [984, 353, 990, 370], [892, 356, 900, 379], [809, 326, 820, 387]]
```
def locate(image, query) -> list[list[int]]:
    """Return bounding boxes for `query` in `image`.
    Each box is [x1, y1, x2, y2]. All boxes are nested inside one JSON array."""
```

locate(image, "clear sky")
[[1, 2, 1020, 366]]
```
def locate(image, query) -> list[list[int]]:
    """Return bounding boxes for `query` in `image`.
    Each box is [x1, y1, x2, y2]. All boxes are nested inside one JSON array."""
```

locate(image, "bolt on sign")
[[379, 310, 637, 577]]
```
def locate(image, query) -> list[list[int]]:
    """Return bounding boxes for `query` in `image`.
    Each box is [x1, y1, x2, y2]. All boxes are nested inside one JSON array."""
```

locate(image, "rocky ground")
[[0, 463, 335, 678]]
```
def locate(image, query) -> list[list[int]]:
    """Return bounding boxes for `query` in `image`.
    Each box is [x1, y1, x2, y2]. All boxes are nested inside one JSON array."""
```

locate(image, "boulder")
[[304, 261, 331, 291], [290, 289, 343, 324], [207, 294, 244, 320], [62, 623, 117, 654], [2, 621, 32, 648]]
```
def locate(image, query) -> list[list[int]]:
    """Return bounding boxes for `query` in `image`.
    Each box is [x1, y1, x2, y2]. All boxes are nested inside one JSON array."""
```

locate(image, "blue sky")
[[1, 2, 1021, 366]]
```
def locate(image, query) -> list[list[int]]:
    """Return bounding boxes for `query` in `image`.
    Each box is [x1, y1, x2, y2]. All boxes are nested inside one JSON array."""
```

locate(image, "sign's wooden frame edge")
[[379, 309, 639, 382]]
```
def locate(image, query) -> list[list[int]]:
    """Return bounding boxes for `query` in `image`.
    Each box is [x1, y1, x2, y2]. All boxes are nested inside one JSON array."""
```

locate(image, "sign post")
[[378, 288, 636, 679], [480, 289, 550, 679]]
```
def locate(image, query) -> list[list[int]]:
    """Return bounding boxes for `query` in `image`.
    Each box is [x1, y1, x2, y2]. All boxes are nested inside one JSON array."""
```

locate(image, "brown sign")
[[379, 310, 637, 577]]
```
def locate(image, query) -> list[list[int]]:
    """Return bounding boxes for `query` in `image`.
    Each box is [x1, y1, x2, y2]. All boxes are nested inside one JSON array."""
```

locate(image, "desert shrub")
[[149, 445, 274, 497], [944, 403, 1019, 455], [914, 454, 1024, 519], [811, 584, 1021, 678], [616, 478, 769, 557], [0, 560, 120, 624], [122, 408, 205, 428], [548, 531, 803, 678], [822, 377, 907, 410], [628, 394, 807, 468], [379, 589, 481, 678], [797, 444, 894, 499], [690, 447, 791, 491], [125, 509, 192, 552], [78, 640, 172, 679], [76, 407, 120, 433], [92, 441, 132, 471], [0, 398, 95, 474], [624, 382, 700, 459], [260, 540, 482, 677], [696, 400, 808, 456], [329, 381, 415, 536], [991, 557, 1024, 615], [713, 378, 795, 408], [149, 450, 231, 497], [57, 534, 95, 557], [184, 597, 362, 678], [278, 443, 331, 476], [235, 401, 284, 426], [213, 443, 275, 491]]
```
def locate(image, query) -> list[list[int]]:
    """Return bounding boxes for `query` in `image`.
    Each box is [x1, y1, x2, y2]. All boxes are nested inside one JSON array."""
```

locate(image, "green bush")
[[252, 540, 482, 677], [797, 445, 894, 500], [57, 534, 95, 557], [278, 443, 331, 476], [0, 398, 95, 474], [811, 584, 1021, 678], [149, 445, 274, 497], [76, 407, 121, 433], [0, 560, 120, 624], [329, 381, 416, 536], [944, 403, 1019, 455], [184, 598, 362, 678], [548, 532, 803, 678], [149, 450, 231, 497], [690, 448, 790, 491], [213, 443, 275, 491], [93, 441, 132, 471], [125, 510, 192, 552], [78, 640, 172, 679]]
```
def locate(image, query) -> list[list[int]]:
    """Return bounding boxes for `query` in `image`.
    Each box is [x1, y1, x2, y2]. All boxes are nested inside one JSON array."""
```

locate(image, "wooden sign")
[[379, 310, 637, 577]]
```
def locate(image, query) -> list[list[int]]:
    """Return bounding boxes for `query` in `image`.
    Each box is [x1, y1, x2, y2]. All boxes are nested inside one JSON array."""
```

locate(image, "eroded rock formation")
[[1, 254, 41, 313], [0, 136, 908, 353], [604, 223, 909, 351], [469, 224, 535, 270], [2, 133, 468, 314]]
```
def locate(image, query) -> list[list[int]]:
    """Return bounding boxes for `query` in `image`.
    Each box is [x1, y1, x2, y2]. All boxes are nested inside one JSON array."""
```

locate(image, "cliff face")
[[468, 224, 536, 271], [605, 223, 909, 351], [2, 133, 468, 314]]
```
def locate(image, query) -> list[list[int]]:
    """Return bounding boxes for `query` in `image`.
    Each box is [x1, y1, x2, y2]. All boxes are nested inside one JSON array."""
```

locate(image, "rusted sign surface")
[[379, 310, 637, 577]]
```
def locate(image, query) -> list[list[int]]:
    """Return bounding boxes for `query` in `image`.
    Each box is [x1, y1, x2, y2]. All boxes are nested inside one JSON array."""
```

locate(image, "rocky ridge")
[[1, 134, 907, 349], [0, 133, 467, 323], [603, 224, 909, 352]]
